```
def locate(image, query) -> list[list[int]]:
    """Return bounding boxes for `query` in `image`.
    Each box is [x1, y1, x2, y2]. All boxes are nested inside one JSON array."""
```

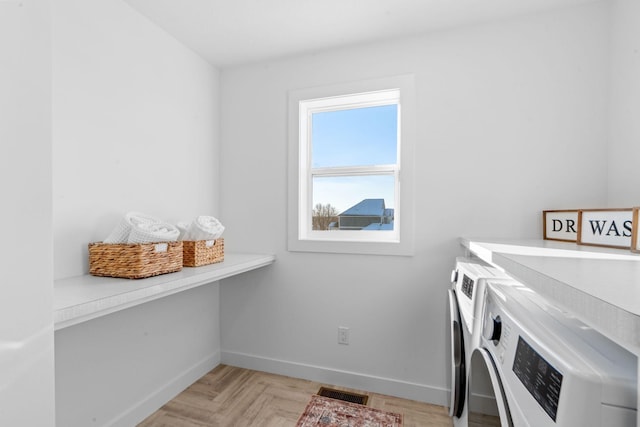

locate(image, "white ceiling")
[[124, 0, 599, 68]]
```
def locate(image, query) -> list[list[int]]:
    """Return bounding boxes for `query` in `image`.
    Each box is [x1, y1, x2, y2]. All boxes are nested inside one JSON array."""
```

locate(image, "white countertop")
[[461, 238, 640, 353], [54, 253, 275, 330]]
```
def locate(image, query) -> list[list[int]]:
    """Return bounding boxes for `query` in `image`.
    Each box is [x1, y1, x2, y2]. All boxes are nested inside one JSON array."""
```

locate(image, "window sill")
[[54, 253, 275, 330], [288, 238, 413, 256]]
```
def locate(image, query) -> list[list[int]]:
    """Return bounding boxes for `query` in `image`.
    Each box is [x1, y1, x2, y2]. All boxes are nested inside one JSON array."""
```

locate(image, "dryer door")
[[448, 289, 465, 418], [468, 348, 512, 427]]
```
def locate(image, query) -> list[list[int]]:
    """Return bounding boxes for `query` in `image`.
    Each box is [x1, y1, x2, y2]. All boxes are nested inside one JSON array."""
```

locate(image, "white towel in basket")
[[181, 216, 225, 241], [103, 212, 162, 243], [176, 221, 191, 240], [103, 212, 179, 244], [127, 221, 180, 244]]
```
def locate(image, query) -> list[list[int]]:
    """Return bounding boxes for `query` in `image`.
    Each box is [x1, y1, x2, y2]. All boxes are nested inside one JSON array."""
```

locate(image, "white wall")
[[55, 284, 219, 427], [0, 1, 55, 425], [608, 0, 640, 205], [219, 3, 610, 404], [52, 0, 221, 425], [53, 0, 220, 281]]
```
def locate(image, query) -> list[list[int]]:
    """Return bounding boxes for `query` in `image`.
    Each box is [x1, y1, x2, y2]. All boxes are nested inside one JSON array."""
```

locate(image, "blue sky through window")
[[312, 104, 397, 168], [311, 104, 397, 213]]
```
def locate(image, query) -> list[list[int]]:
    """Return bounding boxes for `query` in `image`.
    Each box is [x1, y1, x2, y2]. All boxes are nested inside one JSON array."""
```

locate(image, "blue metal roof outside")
[[339, 198, 386, 216]]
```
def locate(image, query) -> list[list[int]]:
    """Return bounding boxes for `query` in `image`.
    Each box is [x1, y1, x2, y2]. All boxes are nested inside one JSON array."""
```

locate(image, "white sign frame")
[[543, 210, 579, 242], [577, 208, 633, 249]]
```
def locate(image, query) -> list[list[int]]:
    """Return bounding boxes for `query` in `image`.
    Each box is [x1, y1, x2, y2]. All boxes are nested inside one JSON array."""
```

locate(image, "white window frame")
[[301, 90, 400, 243], [288, 75, 415, 256]]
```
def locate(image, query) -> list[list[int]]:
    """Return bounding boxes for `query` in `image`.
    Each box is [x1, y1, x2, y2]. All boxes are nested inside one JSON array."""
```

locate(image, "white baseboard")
[[221, 350, 449, 406], [108, 351, 221, 427]]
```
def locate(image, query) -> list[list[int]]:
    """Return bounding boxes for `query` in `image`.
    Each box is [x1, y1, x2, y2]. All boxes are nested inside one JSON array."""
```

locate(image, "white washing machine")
[[448, 257, 515, 426], [470, 280, 638, 426]]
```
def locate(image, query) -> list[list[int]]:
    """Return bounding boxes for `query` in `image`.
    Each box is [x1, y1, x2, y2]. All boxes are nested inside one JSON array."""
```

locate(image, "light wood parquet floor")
[[138, 364, 454, 427]]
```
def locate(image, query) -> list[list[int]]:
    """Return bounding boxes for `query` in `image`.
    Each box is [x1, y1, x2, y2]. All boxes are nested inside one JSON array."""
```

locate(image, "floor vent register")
[[317, 387, 369, 406]]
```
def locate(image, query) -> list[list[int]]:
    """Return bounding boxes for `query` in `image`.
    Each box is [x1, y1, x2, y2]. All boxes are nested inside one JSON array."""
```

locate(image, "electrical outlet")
[[338, 326, 349, 345]]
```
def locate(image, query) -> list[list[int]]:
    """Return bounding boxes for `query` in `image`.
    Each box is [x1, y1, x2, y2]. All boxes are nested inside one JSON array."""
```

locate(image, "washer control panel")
[[512, 336, 563, 422]]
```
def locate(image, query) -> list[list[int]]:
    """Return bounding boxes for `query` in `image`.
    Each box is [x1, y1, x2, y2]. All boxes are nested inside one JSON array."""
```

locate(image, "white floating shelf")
[[54, 253, 275, 330]]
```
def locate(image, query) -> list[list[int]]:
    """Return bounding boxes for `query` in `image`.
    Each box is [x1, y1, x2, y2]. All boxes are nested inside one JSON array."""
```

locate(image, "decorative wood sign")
[[543, 210, 579, 242], [577, 208, 633, 249], [631, 208, 640, 253]]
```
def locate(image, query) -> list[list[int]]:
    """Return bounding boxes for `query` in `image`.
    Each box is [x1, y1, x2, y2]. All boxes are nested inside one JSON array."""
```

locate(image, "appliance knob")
[[484, 315, 502, 344], [451, 269, 458, 284]]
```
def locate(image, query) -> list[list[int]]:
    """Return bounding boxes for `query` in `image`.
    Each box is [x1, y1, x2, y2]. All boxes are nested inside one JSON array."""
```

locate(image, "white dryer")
[[448, 257, 515, 426], [470, 280, 637, 426]]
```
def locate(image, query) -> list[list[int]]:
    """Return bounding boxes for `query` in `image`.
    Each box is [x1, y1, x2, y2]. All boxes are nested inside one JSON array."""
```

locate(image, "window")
[[288, 75, 415, 256], [303, 90, 399, 238]]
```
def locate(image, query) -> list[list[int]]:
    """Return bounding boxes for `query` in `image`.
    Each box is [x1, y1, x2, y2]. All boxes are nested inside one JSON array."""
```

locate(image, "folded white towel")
[[103, 212, 162, 244], [176, 221, 191, 241], [127, 221, 180, 244], [103, 212, 178, 244], [181, 216, 225, 241]]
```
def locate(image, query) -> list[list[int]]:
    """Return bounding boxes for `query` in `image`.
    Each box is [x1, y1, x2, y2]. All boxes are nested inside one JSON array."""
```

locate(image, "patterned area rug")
[[296, 395, 403, 427]]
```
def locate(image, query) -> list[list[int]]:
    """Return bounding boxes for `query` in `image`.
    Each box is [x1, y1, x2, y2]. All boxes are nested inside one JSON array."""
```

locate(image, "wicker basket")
[[182, 238, 224, 267], [88, 241, 183, 279]]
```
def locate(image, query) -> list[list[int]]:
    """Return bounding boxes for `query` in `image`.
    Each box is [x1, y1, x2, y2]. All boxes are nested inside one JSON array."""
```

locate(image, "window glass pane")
[[312, 104, 397, 168], [312, 175, 395, 231]]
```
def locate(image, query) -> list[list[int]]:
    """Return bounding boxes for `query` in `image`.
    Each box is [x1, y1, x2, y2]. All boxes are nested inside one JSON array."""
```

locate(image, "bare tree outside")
[[312, 203, 338, 230]]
